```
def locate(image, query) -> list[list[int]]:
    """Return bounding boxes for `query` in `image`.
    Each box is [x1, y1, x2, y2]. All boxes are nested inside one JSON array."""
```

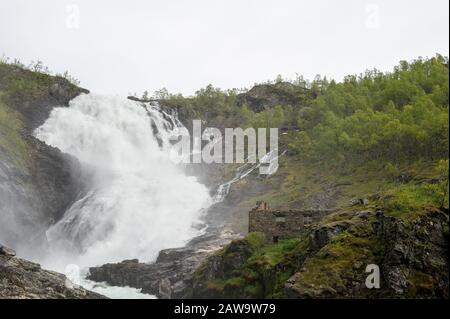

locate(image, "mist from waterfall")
[[34, 94, 211, 270]]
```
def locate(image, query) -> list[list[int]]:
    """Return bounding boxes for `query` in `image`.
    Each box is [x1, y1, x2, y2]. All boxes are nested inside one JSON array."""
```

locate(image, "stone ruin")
[[248, 201, 330, 243]]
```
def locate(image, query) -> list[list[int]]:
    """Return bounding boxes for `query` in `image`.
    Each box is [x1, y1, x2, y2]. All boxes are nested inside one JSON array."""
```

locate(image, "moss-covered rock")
[[190, 203, 448, 299], [236, 81, 311, 112]]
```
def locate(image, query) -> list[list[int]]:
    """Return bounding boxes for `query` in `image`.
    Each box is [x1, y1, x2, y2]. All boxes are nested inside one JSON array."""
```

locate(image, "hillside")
[[156, 55, 449, 298], [0, 62, 90, 255], [1, 55, 448, 299], [155, 55, 449, 229]]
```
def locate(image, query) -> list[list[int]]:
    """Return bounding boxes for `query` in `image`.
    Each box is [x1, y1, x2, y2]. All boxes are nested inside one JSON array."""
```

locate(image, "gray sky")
[[1, 0, 448, 96]]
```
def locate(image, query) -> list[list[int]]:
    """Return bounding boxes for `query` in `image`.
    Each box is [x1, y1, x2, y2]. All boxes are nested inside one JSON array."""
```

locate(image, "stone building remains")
[[248, 201, 329, 243]]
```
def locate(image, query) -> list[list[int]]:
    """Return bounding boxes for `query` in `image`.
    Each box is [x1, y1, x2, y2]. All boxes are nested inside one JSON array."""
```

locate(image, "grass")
[[382, 183, 448, 219], [0, 62, 85, 170], [0, 63, 82, 109], [0, 96, 30, 168], [243, 232, 266, 250], [0, 64, 51, 102], [224, 142, 448, 238], [247, 236, 305, 267], [196, 157, 448, 298], [196, 233, 312, 298]]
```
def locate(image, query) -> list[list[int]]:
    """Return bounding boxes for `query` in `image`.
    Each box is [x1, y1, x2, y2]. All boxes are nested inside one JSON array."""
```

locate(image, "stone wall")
[[248, 202, 330, 242]]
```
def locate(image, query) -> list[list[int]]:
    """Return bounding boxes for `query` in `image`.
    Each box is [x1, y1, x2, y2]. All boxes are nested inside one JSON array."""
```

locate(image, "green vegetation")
[[0, 55, 448, 298], [194, 233, 311, 298], [195, 200, 448, 298], [0, 62, 79, 107], [0, 62, 45, 169], [156, 55, 448, 217], [0, 59, 83, 169], [158, 55, 448, 170], [383, 183, 447, 219], [0, 97, 29, 168], [0, 55, 80, 86], [187, 55, 448, 298]]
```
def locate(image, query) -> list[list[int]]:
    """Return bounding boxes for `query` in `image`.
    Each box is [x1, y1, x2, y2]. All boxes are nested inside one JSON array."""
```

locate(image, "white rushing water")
[[34, 94, 211, 273], [64, 265, 155, 299], [212, 149, 284, 203], [32, 93, 281, 298]]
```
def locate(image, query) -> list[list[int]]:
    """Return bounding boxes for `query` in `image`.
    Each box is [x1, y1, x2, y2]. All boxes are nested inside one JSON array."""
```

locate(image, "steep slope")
[[0, 63, 88, 257]]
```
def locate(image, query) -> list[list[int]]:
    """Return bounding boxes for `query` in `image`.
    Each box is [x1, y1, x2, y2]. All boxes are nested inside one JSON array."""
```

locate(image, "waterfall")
[[34, 94, 211, 270], [212, 149, 284, 204]]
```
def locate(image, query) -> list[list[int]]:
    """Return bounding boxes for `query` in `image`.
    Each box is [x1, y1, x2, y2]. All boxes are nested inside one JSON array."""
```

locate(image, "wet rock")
[[88, 229, 238, 299], [0, 245, 16, 257], [159, 278, 172, 299], [0, 244, 105, 299], [0, 64, 89, 251]]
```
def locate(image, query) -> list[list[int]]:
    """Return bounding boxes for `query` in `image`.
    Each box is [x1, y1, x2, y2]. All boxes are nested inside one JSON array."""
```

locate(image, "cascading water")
[[34, 94, 211, 271], [212, 149, 284, 204], [31, 93, 280, 298]]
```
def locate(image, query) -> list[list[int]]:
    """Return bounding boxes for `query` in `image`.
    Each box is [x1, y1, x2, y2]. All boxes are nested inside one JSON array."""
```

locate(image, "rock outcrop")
[[0, 244, 105, 299], [284, 208, 448, 299], [190, 233, 265, 299], [236, 81, 310, 112], [0, 64, 89, 133], [189, 207, 448, 299], [88, 229, 239, 299], [374, 208, 449, 297], [0, 63, 89, 252]]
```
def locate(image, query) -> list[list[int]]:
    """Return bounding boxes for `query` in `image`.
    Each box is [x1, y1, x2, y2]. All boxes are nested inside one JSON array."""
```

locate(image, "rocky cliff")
[[236, 81, 311, 112], [0, 63, 89, 255]]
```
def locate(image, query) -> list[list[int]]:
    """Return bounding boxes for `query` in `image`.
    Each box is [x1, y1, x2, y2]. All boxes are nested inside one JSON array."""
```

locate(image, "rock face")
[[190, 235, 264, 299], [286, 209, 449, 299], [88, 229, 238, 299], [189, 208, 449, 299], [0, 244, 105, 299], [236, 81, 310, 112], [374, 209, 449, 297], [0, 63, 89, 252]]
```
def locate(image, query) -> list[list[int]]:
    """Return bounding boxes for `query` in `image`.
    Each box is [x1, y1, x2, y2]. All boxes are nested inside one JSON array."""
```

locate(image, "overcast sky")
[[1, 0, 448, 96]]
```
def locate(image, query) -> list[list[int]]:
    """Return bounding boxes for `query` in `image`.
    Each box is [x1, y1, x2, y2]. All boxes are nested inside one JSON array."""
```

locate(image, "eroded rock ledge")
[[88, 229, 239, 299], [0, 244, 105, 299]]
